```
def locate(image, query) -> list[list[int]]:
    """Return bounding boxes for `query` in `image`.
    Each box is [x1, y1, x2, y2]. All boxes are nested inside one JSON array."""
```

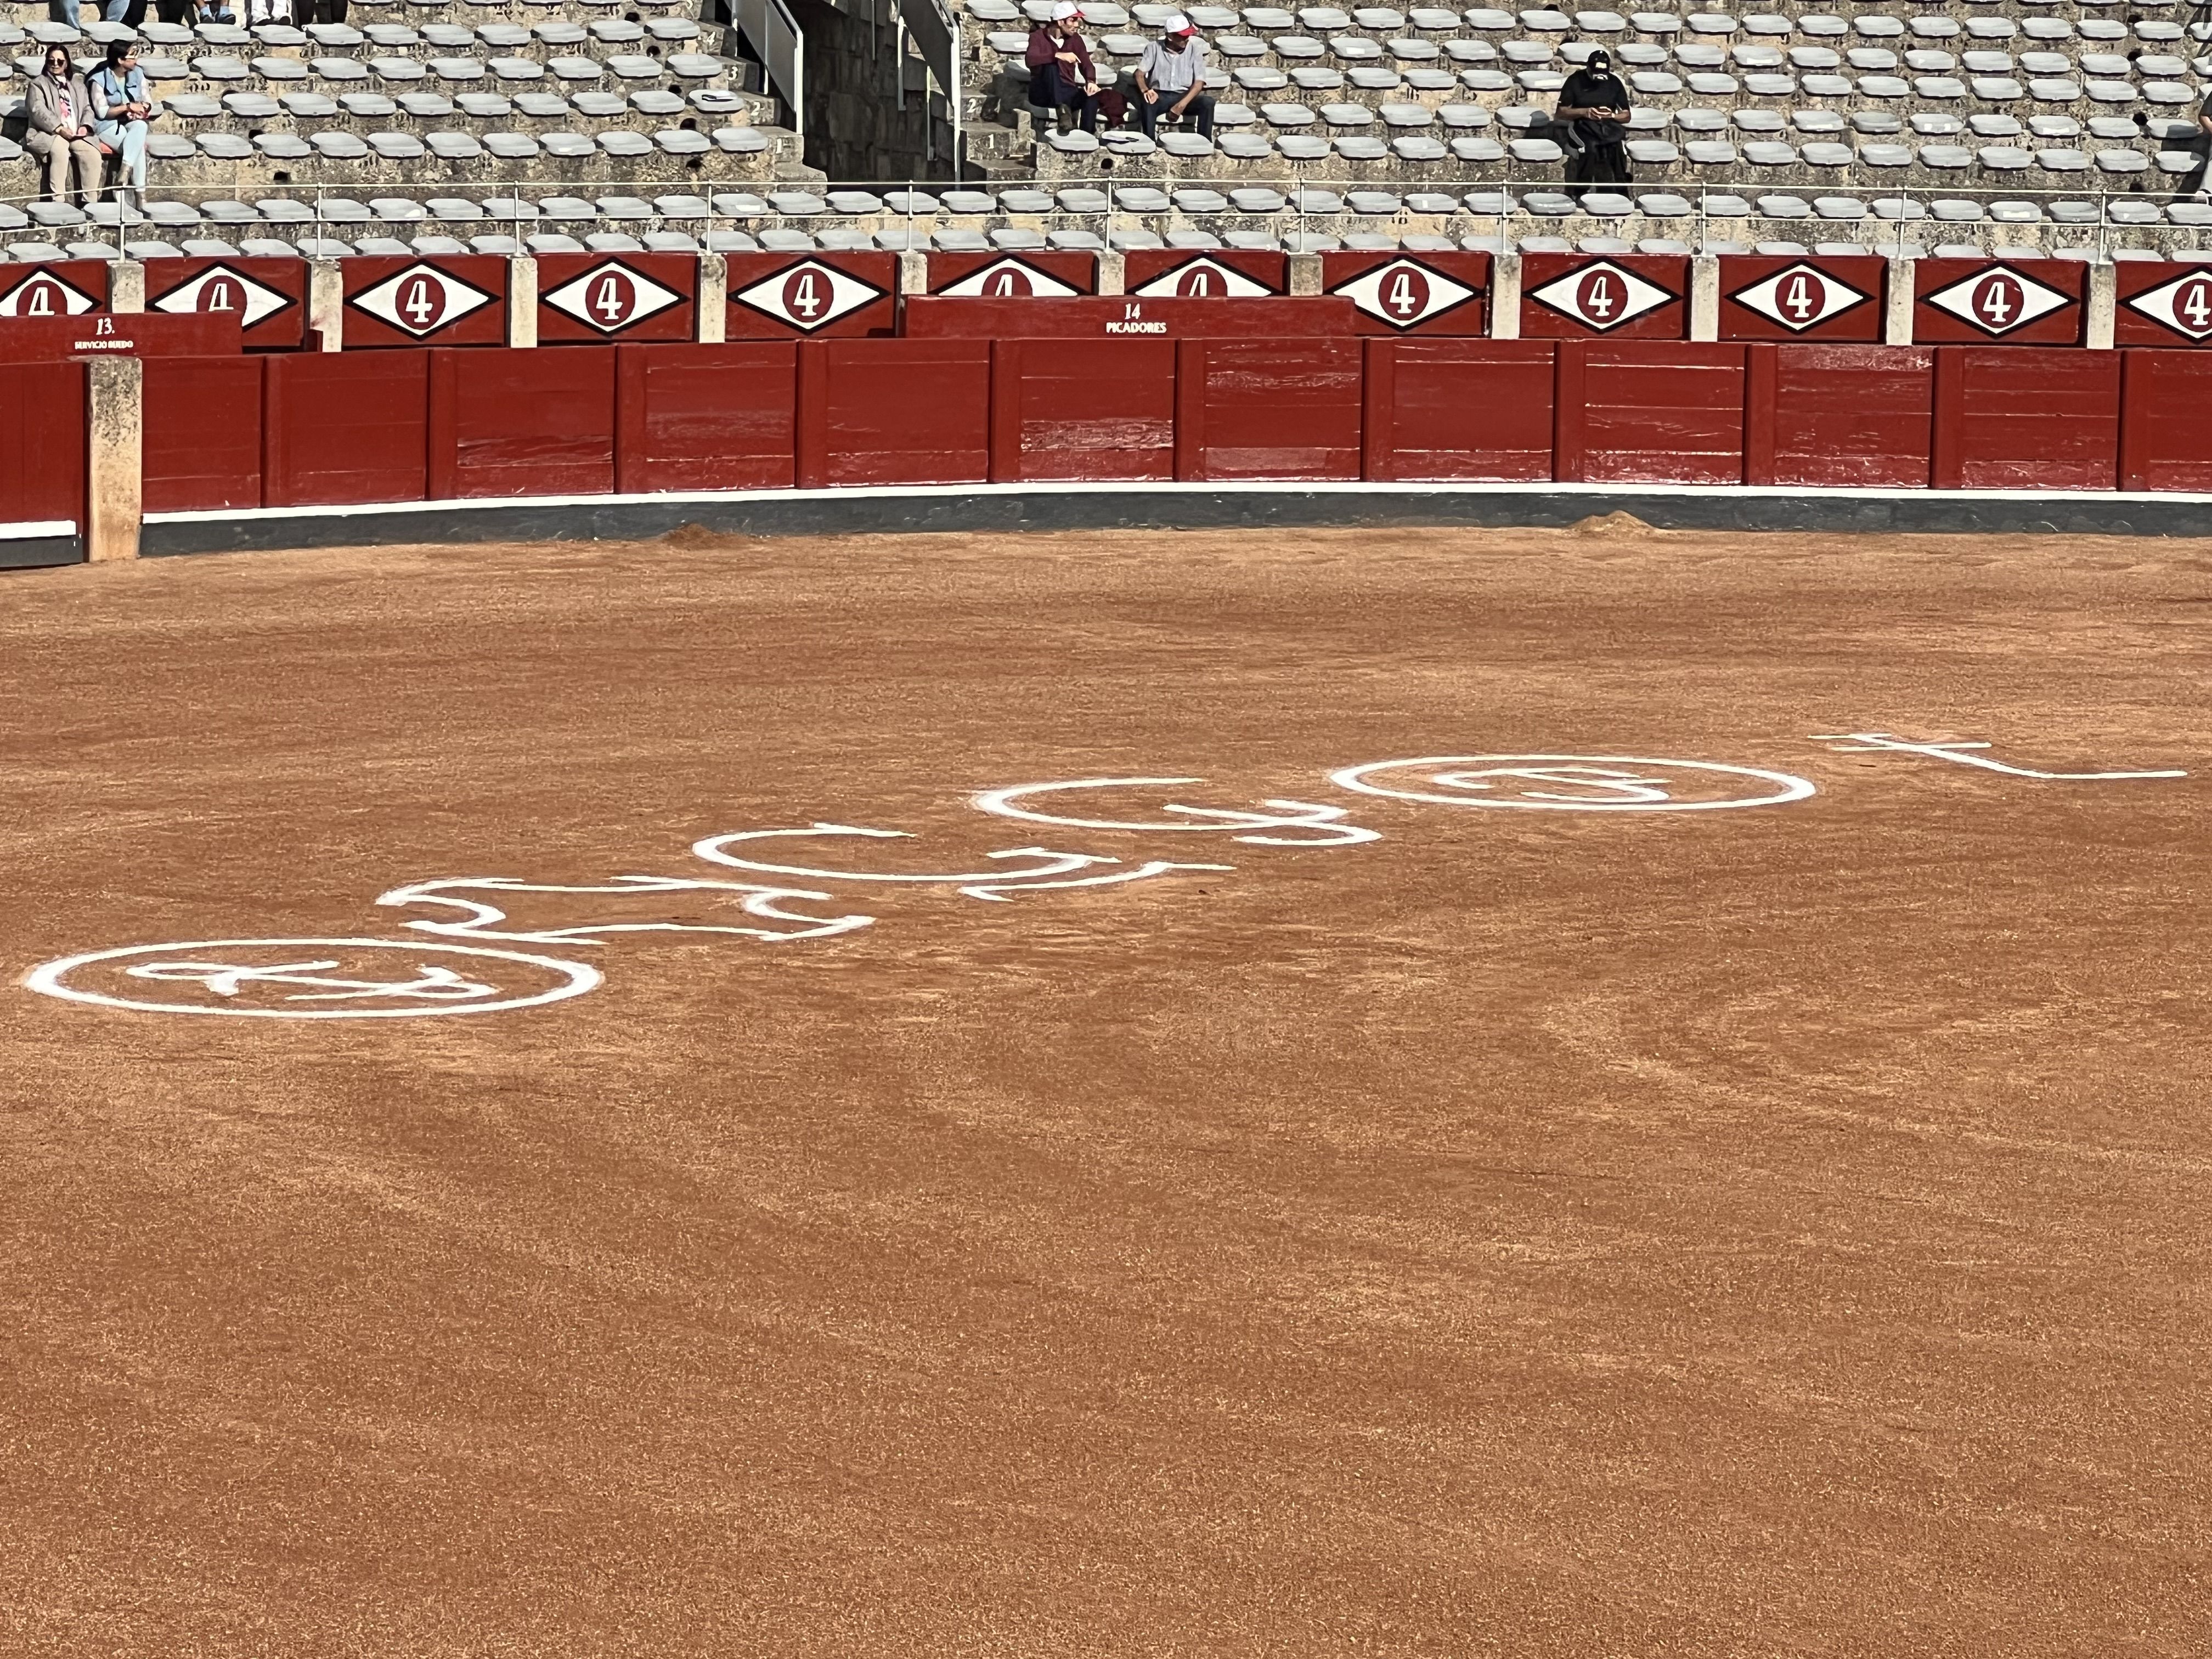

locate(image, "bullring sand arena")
[[4, 520, 2206, 1657]]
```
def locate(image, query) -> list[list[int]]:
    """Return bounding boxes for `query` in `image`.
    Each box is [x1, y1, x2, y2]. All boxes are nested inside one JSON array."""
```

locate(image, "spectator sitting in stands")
[[1135, 13, 1214, 142], [89, 40, 156, 211], [195, 0, 239, 22], [1025, 1, 1099, 136], [25, 46, 101, 207], [1555, 48, 1633, 198]]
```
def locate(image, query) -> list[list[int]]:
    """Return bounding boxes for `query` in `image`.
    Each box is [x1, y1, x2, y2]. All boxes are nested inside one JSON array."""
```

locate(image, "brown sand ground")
[[2, 522, 2207, 1658]]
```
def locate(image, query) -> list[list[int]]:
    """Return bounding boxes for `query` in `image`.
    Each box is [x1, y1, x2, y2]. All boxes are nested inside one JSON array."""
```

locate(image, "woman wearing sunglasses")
[[25, 44, 101, 205]]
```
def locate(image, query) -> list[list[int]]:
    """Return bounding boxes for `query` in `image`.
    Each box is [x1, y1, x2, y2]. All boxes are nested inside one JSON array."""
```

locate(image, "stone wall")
[[793, 0, 958, 183]]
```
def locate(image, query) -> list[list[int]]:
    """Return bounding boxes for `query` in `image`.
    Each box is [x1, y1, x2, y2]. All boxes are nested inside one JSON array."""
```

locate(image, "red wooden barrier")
[[1322, 252, 1492, 336], [926, 251, 1097, 296], [1718, 256, 1885, 343], [1931, 347, 2119, 490], [2118, 350, 2212, 492], [0, 360, 86, 525], [796, 338, 990, 487], [145, 257, 306, 351], [990, 337, 1176, 482], [1522, 254, 1689, 340], [428, 346, 616, 498], [901, 296, 1359, 338], [726, 253, 898, 338], [1912, 258, 2084, 347], [143, 356, 264, 513], [2113, 262, 2212, 350], [1175, 338, 1363, 482], [1557, 341, 1746, 483], [0, 260, 110, 319], [614, 342, 797, 493], [263, 351, 430, 506], [537, 254, 698, 345], [1122, 250, 1286, 297], [345, 256, 509, 348], [1362, 338, 1555, 481], [1745, 343, 1933, 488]]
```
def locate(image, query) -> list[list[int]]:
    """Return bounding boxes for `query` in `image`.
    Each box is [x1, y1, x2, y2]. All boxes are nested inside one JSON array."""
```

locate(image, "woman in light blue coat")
[[88, 39, 156, 208]]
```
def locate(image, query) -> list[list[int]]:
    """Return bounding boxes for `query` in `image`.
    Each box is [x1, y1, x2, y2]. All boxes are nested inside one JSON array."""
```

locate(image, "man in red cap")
[[1134, 12, 1213, 140]]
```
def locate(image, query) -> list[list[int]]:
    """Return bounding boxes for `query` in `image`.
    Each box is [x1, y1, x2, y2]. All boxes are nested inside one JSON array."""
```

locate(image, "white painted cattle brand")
[[1330, 755, 1818, 811], [974, 778, 1380, 845]]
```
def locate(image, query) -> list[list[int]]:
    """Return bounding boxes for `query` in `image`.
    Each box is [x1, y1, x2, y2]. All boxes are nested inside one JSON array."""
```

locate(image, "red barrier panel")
[[726, 253, 898, 338], [797, 338, 990, 487], [990, 336, 1176, 482], [0, 313, 240, 362], [264, 351, 429, 506], [1122, 250, 1287, 297], [1175, 338, 1363, 481], [2118, 349, 2212, 491], [143, 356, 264, 513], [1322, 252, 1492, 336], [344, 256, 509, 349], [145, 257, 306, 351], [926, 251, 1097, 296], [1558, 341, 1746, 483], [1522, 254, 1689, 340], [0, 260, 110, 319], [0, 360, 86, 525], [1718, 255, 1885, 343], [536, 254, 698, 345], [1931, 347, 2119, 490], [428, 346, 616, 498], [1912, 257, 2085, 347], [614, 342, 797, 493], [1745, 343, 1933, 488], [902, 296, 1359, 338], [1362, 338, 1555, 481], [2113, 262, 2212, 349]]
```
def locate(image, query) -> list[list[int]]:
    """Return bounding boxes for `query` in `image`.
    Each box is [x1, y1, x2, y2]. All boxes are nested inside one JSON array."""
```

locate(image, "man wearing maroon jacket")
[[1025, 1, 1100, 135]]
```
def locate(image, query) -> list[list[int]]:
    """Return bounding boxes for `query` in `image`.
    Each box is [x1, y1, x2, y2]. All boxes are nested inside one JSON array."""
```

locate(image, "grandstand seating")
[[0, 0, 2206, 261]]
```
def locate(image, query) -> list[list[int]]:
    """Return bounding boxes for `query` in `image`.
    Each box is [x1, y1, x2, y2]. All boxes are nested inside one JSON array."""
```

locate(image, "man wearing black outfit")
[[1555, 49, 1632, 197]]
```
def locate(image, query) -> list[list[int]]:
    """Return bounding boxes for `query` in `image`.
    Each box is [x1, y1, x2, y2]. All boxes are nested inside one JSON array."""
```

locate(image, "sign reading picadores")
[[21, 735, 2187, 1020]]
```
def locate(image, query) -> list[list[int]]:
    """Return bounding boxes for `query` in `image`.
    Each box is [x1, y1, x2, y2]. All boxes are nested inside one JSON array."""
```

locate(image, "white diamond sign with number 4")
[[0, 270, 98, 318], [151, 264, 295, 329], [1527, 259, 1676, 332], [934, 256, 1082, 298], [349, 263, 498, 338], [1132, 257, 1274, 299], [1728, 261, 1872, 332], [1329, 258, 1481, 329], [541, 261, 686, 334], [2123, 267, 2212, 342], [1921, 264, 2073, 337], [733, 260, 887, 331]]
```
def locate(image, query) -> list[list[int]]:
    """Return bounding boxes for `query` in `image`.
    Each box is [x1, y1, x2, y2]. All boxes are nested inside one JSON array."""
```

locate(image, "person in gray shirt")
[[1134, 13, 1214, 140]]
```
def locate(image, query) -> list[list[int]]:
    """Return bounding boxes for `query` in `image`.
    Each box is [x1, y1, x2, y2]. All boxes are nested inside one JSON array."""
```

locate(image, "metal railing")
[[733, 0, 805, 139], [9, 173, 2203, 264]]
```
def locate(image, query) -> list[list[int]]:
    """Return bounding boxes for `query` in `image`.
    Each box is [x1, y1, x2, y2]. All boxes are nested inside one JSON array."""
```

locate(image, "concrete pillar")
[[85, 355, 142, 563], [1688, 253, 1720, 342], [1286, 252, 1323, 296], [1094, 249, 1124, 296], [1883, 256, 1915, 346], [2085, 258, 2117, 351], [109, 259, 145, 314], [506, 253, 538, 347], [308, 259, 343, 351], [696, 253, 727, 342], [1487, 251, 1521, 340], [898, 248, 928, 295]]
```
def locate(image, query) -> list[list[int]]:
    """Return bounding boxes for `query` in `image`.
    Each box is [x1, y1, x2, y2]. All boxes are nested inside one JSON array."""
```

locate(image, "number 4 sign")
[[727, 255, 895, 338], [538, 256, 693, 341], [1320, 252, 1490, 334]]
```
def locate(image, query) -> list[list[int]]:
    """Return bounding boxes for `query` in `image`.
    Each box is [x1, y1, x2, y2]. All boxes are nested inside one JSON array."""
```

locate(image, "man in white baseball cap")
[[1134, 11, 1213, 139], [1025, 0, 1101, 132]]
